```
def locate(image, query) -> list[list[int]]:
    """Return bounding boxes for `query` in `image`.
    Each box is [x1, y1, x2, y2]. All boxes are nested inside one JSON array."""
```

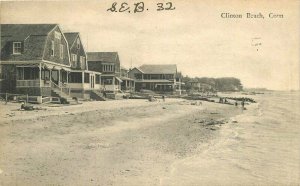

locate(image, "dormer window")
[[13, 42, 21, 54]]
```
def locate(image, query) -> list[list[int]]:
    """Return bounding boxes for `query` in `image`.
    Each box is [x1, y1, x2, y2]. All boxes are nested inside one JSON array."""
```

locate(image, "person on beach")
[[20, 102, 34, 111], [235, 101, 238, 107], [162, 95, 165, 102], [241, 100, 245, 109], [20, 102, 25, 110]]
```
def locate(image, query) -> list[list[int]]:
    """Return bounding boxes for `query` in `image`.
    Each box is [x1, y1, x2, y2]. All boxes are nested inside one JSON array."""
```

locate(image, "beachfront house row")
[[87, 52, 123, 93], [128, 64, 182, 95], [0, 24, 102, 103]]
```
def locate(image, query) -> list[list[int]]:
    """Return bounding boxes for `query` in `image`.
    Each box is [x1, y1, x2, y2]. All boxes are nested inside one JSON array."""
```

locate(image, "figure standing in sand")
[[241, 100, 245, 109], [162, 95, 165, 102]]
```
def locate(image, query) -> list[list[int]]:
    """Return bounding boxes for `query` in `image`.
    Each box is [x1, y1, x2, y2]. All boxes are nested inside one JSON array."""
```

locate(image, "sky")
[[1, 0, 299, 90]]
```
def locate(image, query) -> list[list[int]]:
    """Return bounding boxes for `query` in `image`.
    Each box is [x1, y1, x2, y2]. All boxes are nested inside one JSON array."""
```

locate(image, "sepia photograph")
[[0, 0, 299, 185]]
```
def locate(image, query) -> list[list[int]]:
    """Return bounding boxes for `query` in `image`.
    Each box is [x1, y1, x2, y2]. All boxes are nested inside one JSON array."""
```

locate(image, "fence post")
[[5, 92, 8, 105]]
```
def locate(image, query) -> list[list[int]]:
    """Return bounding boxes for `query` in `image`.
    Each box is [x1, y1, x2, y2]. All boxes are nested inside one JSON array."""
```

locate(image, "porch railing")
[[51, 81, 71, 96], [16, 80, 40, 87]]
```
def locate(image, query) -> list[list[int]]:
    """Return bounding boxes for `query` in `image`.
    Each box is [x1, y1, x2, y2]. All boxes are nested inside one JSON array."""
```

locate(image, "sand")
[[0, 98, 242, 185]]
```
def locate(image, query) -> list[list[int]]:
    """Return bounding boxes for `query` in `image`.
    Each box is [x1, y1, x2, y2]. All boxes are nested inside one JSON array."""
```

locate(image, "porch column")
[[49, 69, 52, 83], [113, 76, 116, 91], [99, 75, 102, 89], [39, 63, 42, 87], [58, 70, 61, 86], [66, 71, 69, 83], [82, 72, 84, 86]]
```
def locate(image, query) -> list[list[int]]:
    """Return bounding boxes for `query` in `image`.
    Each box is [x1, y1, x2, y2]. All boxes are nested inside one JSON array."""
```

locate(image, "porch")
[[120, 76, 135, 92], [102, 75, 122, 92], [16, 64, 70, 96], [15, 63, 102, 98]]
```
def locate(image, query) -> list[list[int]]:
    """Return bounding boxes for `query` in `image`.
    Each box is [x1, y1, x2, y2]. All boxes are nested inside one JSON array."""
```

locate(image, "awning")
[[120, 76, 135, 81], [115, 77, 123, 83], [42, 64, 54, 69], [52, 66, 62, 71], [61, 67, 71, 72]]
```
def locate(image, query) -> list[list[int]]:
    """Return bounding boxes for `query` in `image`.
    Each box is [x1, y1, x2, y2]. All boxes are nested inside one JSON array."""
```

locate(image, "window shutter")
[[21, 42, 24, 53], [10, 42, 14, 54]]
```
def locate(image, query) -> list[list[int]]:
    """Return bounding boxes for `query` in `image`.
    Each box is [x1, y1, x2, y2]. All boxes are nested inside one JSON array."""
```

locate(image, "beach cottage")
[[120, 66, 135, 92], [0, 24, 103, 103], [63, 32, 102, 99], [0, 24, 74, 103], [87, 52, 123, 93], [128, 64, 182, 95]]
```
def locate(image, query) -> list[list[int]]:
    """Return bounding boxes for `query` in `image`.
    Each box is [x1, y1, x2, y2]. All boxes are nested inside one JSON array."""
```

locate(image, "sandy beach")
[[0, 98, 242, 185]]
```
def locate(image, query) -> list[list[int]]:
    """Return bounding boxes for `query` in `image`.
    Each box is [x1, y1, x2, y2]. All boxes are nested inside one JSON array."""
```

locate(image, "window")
[[80, 56, 86, 68], [60, 44, 64, 59], [84, 73, 89, 83], [103, 64, 114, 72], [13, 42, 22, 54], [51, 40, 54, 56], [17, 67, 39, 80], [71, 54, 77, 67], [105, 79, 113, 85], [82, 57, 85, 68], [55, 31, 61, 40], [77, 38, 80, 49], [95, 74, 100, 84], [72, 54, 77, 62], [69, 72, 82, 83], [134, 73, 143, 79], [41, 69, 50, 80]]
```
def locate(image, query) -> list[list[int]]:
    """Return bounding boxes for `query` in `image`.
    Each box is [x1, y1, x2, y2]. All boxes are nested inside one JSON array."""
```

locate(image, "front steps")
[[51, 89, 78, 104], [90, 90, 106, 101]]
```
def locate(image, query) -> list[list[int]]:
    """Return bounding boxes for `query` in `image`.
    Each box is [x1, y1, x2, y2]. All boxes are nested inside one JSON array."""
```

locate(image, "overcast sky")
[[1, 0, 299, 90]]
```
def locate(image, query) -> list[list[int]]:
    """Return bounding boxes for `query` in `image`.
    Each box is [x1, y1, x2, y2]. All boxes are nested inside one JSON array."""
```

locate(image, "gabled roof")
[[63, 32, 79, 48], [1, 24, 57, 41], [87, 52, 119, 63], [1, 24, 58, 60], [138, 64, 177, 74]]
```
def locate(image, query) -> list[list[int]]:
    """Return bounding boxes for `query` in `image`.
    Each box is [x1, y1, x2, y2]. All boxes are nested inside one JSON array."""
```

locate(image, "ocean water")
[[161, 91, 300, 186]]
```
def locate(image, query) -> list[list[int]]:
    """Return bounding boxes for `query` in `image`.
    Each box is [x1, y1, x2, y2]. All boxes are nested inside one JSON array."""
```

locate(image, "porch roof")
[[0, 60, 71, 68], [135, 79, 174, 83], [15, 62, 71, 71], [70, 69, 101, 75], [120, 76, 135, 81], [115, 77, 123, 83]]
